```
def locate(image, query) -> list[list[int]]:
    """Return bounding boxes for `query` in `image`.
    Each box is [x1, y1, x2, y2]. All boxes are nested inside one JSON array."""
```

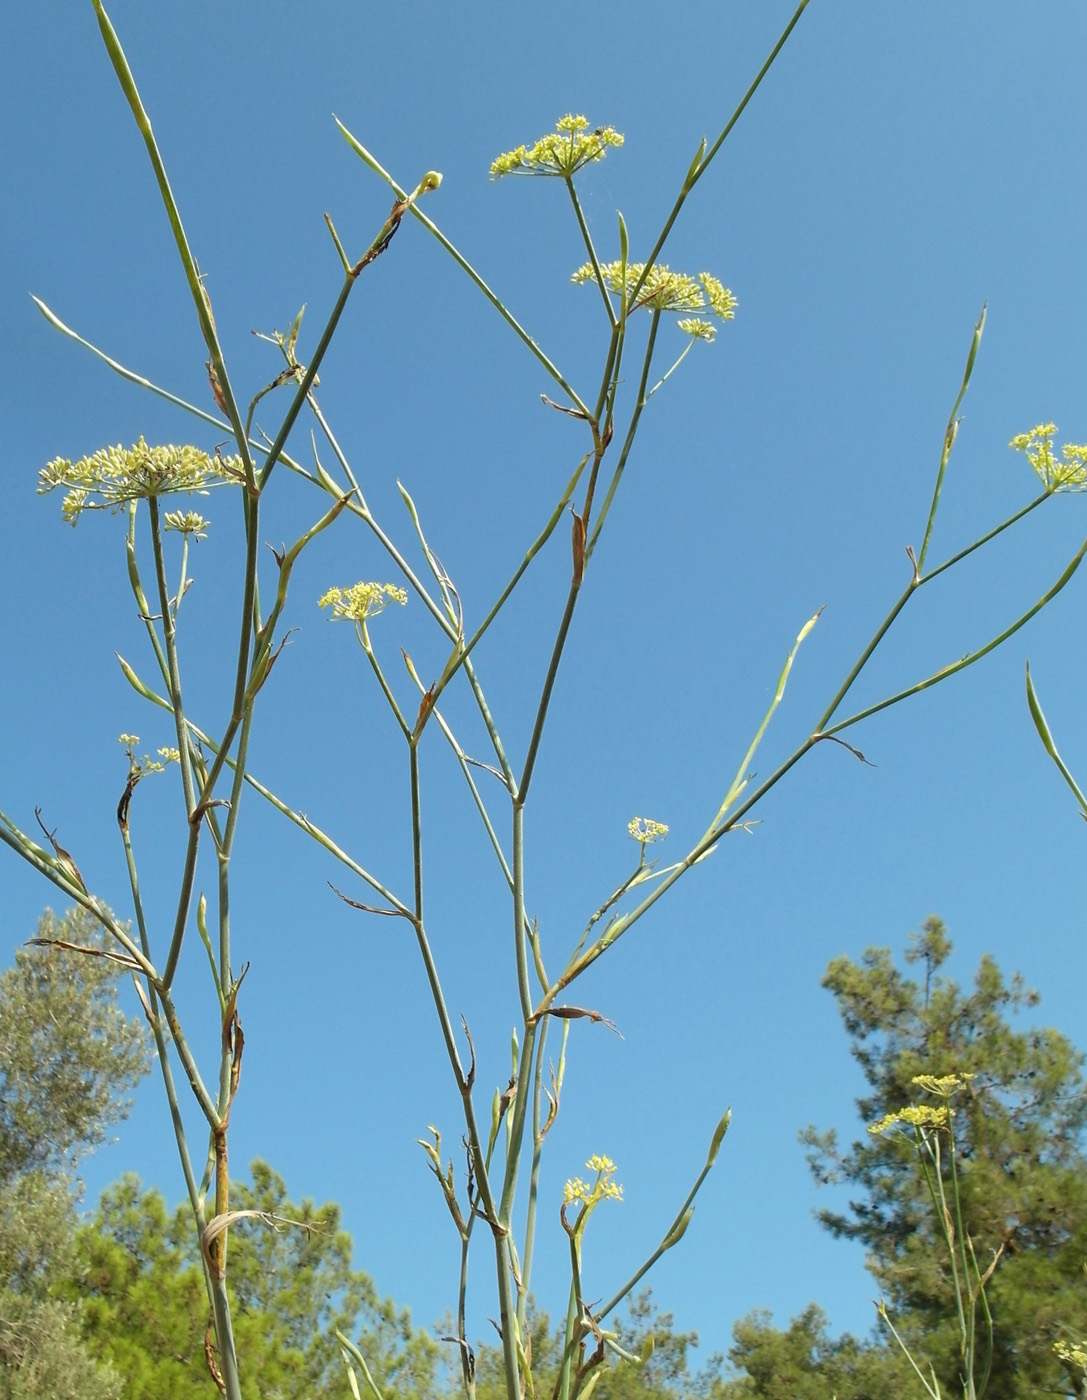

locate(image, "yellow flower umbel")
[[562, 1154, 623, 1234], [1055, 1339, 1087, 1383], [38, 438, 244, 525], [319, 582, 408, 623], [911, 1072, 974, 1096], [627, 816, 669, 845], [490, 114, 623, 180], [869, 1103, 952, 1137], [319, 582, 407, 651], [1009, 423, 1087, 493], [572, 262, 736, 337], [163, 509, 211, 540], [868, 1071, 973, 1138], [117, 733, 180, 779]]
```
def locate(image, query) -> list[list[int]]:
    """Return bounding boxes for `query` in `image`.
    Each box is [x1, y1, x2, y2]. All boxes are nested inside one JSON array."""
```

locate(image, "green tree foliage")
[[0, 906, 148, 1180], [790, 918, 1087, 1399], [469, 1292, 727, 1400], [74, 1162, 440, 1399], [0, 906, 150, 1399], [721, 1304, 913, 1400]]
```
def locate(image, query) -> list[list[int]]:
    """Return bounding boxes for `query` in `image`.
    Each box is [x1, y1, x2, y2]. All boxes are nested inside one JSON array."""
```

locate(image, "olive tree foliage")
[[0, 907, 148, 1182], [5, 3, 1087, 1398], [0, 906, 150, 1400]]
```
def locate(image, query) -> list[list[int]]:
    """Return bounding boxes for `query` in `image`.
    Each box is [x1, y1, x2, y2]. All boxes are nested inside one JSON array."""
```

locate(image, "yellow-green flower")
[[1055, 1339, 1087, 1374], [911, 1072, 973, 1096], [118, 733, 166, 776], [562, 1154, 623, 1208], [163, 509, 211, 539], [319, 582, 408, 623], [490, 114, 623, 180], [38, 438, 244, 526], [869, 1103, 951, 1136], [572, 261, 737, 321], [677, 318, 717, 343], [628, 816, 669, 844], [1009, 423, 1087, 493]]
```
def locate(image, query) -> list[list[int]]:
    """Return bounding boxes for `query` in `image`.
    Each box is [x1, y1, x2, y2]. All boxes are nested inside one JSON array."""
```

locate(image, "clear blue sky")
[[4, 0, 1087, 1372]]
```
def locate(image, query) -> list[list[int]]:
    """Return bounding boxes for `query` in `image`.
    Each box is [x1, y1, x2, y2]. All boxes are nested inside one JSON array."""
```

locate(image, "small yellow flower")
[[628, 817, 669, 844], [677, 318, 717, 343], [572, 261, 737, 320], [490, 114, 623, 180], [319, 582, 408, 623], [163, 509, 211, 539], [1009, 423, 1087, 493], [911, 1072, 974, 1096], [869, 1104, 951, 1136], [118, 734, 140, 747], [563, 1154, 623, 1210], [38, 438, 244, 525], [563, 1176, 591, 1205], [158, 748, 181, 764], [1055, 1339, 1087, 1373]]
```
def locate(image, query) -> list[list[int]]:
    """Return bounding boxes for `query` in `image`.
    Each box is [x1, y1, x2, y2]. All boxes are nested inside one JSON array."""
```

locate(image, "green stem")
[[91, 0, 255, 493], [921, 493, 1047, 586], [511, 805, 532, 1022], [121, 822, 202, 1215], [336, 120, 590, 418], [825, 533, 1087, 736], [517, 1020, 550, 1333], [585, 311, 661, 560], [457, 1230, 475, 1400], [630, 0, 812, 308], [126, 504, 171, 691], [494, 1232, 522, 1400], [113, 665, 415, 916], [148, 498, 197, 817], [917, 305, 987, 572], [566, 178, 616, 328], [519, 588, 579, 802], [0, 817, 155, 974], [430, 452, 591, 709]]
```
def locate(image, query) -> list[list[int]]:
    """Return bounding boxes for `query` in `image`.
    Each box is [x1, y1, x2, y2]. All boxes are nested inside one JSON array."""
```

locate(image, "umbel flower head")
[[319, 582, 408, 624], [562, 1154, 624, 1208], [490, 114, 623, 180], [868, 1103, 952, 1137], [572, 262, 737, 335], [38, 438, 244, 526], [1009, 423, 1087, 493], [163, 510, 210, 540], [628, 816, 669, 845]]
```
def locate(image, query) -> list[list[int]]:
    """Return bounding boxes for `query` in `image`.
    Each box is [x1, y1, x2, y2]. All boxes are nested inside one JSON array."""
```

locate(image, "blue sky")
[[4, 0, 1087, 1373]]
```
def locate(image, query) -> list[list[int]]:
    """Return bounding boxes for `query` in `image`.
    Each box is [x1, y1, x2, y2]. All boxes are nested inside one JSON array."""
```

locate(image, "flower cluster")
[[563, 1154, 623, 1206], [319, 582, 408, 624], [118, 733, 180, 776], [1055, 1339, 1087, 1375], [39, 438, 244, 525], [868, 1072, 974, 1137], [1009, 424, 1087, 494], [911, 1072, 974, 1096], [677, 318, 718, 342], [628, 816, 669, 844], [490, 115, 623, 180], [164, 510, 211, 539], [572, 262, 736, 329], [869, 1103, 951, 1136]]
